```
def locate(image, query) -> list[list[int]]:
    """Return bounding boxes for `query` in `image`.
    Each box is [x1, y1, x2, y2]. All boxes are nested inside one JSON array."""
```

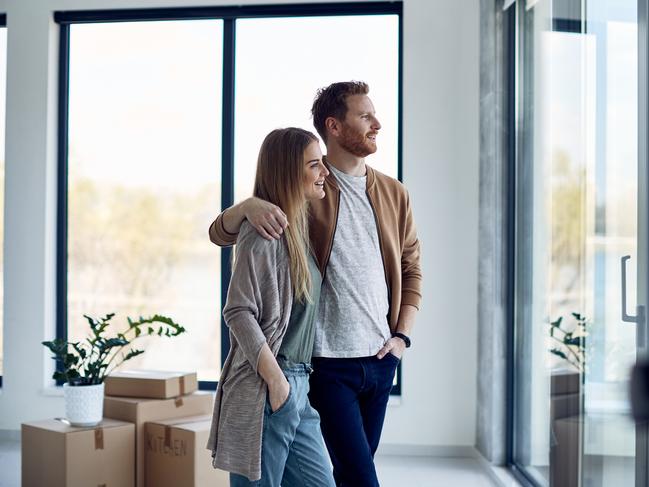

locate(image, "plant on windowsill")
[[42, 313, 186, 427]]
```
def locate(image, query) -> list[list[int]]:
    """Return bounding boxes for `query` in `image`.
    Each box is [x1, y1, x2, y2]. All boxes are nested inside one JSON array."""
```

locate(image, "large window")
[[511, 0, 638, 485], [66, 20, 223, 382], [56, 4, 402, 390]]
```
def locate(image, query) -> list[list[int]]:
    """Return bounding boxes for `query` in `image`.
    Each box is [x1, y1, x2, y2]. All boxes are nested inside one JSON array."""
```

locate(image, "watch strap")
[[392, 332, 411, 348]]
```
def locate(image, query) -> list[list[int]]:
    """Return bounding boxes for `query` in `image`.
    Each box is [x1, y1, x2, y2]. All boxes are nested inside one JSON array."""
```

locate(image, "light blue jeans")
[[230, 363, 335, 487]]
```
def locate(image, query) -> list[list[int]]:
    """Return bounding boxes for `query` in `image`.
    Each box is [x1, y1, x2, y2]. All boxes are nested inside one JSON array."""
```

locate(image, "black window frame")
[[0, 13, 7, 389], [54, 2, 403, 394]]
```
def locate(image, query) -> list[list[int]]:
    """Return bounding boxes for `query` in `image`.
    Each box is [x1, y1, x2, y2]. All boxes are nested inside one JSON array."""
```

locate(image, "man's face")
[[335, 94, 382, 157]]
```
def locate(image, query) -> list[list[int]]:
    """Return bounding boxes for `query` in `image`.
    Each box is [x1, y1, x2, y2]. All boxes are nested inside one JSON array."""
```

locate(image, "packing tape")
[[164, 425, 172, 449], [179, 376, 185, 395], [175, 397, 184, 408], [95, 428, 104, 450]]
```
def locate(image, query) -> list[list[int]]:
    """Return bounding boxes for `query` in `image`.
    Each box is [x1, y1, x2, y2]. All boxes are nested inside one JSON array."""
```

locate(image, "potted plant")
[[43, 313, 186, 427]]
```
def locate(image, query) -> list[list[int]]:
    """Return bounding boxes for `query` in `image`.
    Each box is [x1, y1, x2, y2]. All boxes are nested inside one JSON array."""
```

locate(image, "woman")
[[206, 127, 334, 487]]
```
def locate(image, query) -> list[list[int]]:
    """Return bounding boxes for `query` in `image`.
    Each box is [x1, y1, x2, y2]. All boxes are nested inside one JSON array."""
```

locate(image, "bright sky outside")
[[234, 15, 398, 200], [68, 15, 398, 198], [69, 20, 223, 191]]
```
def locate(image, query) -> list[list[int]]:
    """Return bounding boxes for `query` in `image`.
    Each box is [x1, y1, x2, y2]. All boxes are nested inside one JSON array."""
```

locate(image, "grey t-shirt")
[[313, 164, 391, 357]]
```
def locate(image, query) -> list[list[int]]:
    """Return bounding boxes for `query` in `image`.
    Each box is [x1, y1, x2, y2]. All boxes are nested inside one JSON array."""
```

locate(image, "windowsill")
[[488, 465, 522, 487], [41, 384, 388, 403], [41, 385, 64, 397]]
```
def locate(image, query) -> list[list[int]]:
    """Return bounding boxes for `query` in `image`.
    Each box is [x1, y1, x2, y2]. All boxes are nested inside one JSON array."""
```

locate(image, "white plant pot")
[[63, 382, 104, 427]]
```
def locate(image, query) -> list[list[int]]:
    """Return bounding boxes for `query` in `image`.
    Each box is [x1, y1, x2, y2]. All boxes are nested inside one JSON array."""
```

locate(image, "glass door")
[[513, 0, 643, 485], [581, 2, 638, 485]]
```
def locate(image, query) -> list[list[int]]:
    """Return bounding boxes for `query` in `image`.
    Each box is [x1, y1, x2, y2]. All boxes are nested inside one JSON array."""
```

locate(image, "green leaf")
[[550, 348, 569, 361], [123, 349, 145, 362], [564, 337, 583, 347], [83, 314, 96, 329], [52, 371, 67, 382], [71, 342, 87, 360], [104, 337, 128, 348], [100, 313, 115, 323]]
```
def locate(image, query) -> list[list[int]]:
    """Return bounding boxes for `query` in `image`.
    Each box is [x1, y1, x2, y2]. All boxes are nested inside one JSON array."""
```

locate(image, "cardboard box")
[[105, 370, 198, 399], [145, 415, 229, 487], [551, 392, 582, 420], [551, 415, 581, 487], [104, 391, 213, 487], [551, 369, 581, 396], [21, 418, 134, 487]]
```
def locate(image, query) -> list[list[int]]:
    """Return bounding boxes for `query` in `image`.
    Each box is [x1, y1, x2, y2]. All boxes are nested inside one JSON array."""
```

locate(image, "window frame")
[[55, 2, 403, 394], [0, 14, 7, 389]]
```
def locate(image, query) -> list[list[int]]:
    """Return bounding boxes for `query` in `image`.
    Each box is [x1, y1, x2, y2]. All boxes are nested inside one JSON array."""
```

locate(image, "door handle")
[[621, 256, 646, 352], [622, 256, 644, 323], [622, 255, 648, 355]]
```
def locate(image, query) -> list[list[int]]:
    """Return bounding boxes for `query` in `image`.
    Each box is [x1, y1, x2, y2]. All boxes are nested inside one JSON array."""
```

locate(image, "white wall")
[[0, 0, 480, 450], [382, 0, 480, 448]]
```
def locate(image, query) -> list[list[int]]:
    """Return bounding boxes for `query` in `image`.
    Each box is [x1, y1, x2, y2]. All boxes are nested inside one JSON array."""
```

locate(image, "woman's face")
[[302, 141, 328, 200]]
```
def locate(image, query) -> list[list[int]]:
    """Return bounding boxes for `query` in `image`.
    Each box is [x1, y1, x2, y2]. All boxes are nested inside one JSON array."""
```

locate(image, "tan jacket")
[[209, 162, 422, 330]]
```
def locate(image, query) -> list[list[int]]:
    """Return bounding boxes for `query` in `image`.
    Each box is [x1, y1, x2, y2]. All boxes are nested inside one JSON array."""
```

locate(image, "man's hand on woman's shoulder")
[[244, 197, 289, 241]]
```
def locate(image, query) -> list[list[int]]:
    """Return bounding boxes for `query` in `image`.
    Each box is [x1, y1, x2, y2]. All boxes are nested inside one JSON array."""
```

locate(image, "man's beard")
[[338, 124, 377, 157]]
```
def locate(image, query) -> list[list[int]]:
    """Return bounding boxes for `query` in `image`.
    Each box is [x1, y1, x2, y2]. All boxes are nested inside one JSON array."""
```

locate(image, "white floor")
[[375, 455, 500, 486], [1, 438, 501, 487]]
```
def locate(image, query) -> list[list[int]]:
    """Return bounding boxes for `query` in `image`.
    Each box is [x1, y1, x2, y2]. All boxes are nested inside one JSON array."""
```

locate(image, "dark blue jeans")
[[308, 354, 400, 487]]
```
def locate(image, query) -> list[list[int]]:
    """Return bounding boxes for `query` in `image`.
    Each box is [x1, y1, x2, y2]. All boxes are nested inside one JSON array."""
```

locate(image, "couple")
[[207, 81, 422, 487]]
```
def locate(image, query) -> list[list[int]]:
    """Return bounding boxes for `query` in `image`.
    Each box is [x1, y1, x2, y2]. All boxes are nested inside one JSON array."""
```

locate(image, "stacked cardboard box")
[[22, 418, 135, 487], [105, 370, 198, 399], [104, 371, 213, 487], [21, 370, 224, 487], [102, 370, 221, 487], [145, 415, 229, 487]]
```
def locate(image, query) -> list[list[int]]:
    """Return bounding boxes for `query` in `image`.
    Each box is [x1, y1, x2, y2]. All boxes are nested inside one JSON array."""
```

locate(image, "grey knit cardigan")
[[206, 221, 293, 481]]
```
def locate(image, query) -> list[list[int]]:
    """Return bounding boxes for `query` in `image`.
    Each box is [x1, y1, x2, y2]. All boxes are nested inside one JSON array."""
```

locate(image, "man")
[[209, 81, 422, 486]]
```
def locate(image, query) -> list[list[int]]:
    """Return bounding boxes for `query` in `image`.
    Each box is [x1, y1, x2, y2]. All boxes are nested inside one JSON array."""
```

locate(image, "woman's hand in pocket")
[[268, 376, 290, 412]]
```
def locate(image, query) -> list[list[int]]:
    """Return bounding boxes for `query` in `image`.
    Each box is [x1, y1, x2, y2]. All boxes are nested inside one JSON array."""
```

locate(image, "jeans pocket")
[[386, 351, 401, 363], [267, 384, 293, 417]]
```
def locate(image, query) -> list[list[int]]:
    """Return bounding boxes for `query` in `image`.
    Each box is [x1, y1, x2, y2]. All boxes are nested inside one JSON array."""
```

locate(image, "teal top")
[[277, 253, 322, 367]]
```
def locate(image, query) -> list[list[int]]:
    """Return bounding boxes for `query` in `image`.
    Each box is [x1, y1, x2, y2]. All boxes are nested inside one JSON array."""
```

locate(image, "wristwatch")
[[392, 332, 411, 348]]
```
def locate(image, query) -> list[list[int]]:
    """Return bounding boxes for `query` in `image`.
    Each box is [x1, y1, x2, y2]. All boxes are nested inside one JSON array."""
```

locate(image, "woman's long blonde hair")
[[253, 127, 319, 302]]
